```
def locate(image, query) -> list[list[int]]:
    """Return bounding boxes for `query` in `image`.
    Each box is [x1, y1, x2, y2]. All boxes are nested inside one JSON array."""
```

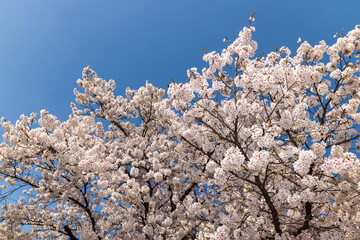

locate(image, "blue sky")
[[0, 0, 359, 123]]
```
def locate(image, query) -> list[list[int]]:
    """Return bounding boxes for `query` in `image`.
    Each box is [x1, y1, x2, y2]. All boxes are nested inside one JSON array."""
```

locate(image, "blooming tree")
[[0, 21, 360, 240], [0, 67, 211, 239]]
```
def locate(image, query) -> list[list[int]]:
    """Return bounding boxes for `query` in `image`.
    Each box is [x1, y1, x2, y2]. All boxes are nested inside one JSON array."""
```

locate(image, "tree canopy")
[[0, 22, 360, 239]]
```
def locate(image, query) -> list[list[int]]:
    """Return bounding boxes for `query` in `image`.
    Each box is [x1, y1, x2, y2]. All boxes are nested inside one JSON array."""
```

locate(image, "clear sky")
[[0, 0, 359, 123]]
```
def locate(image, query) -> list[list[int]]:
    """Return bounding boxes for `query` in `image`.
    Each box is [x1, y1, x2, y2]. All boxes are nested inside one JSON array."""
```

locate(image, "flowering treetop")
[[160, 22, 360, 239], [0, 20, 359, 240]]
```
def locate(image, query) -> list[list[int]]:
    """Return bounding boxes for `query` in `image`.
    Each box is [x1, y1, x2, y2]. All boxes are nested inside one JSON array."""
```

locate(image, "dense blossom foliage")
[[0, 21, 360, 239]]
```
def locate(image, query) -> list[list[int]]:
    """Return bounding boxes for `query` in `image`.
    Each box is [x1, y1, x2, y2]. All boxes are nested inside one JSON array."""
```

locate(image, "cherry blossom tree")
[[0, 20, 360, 239], [163, 23, 360, 239]]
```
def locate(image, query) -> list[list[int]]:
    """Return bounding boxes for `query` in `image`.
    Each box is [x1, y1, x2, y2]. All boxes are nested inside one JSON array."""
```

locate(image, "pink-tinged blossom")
[[214, 167, 227, 185], [293, 150, 316, 176], [248, 150, 270, 172], [221, 147, 245, 171]]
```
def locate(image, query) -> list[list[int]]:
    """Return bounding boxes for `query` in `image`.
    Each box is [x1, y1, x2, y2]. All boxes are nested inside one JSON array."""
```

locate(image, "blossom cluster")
[[0, 22, 360, 240], [221, 147, 245, 172]]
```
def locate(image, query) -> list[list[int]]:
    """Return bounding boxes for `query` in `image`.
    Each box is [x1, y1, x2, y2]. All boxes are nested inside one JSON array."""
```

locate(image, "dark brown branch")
[[326, 134, 360, 149], [180, 183, 197, 202], [64, 225, 79, 240], [111, 120, 129, 137], [295, 201, 312, 236], [255, 176, 282, 234]]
